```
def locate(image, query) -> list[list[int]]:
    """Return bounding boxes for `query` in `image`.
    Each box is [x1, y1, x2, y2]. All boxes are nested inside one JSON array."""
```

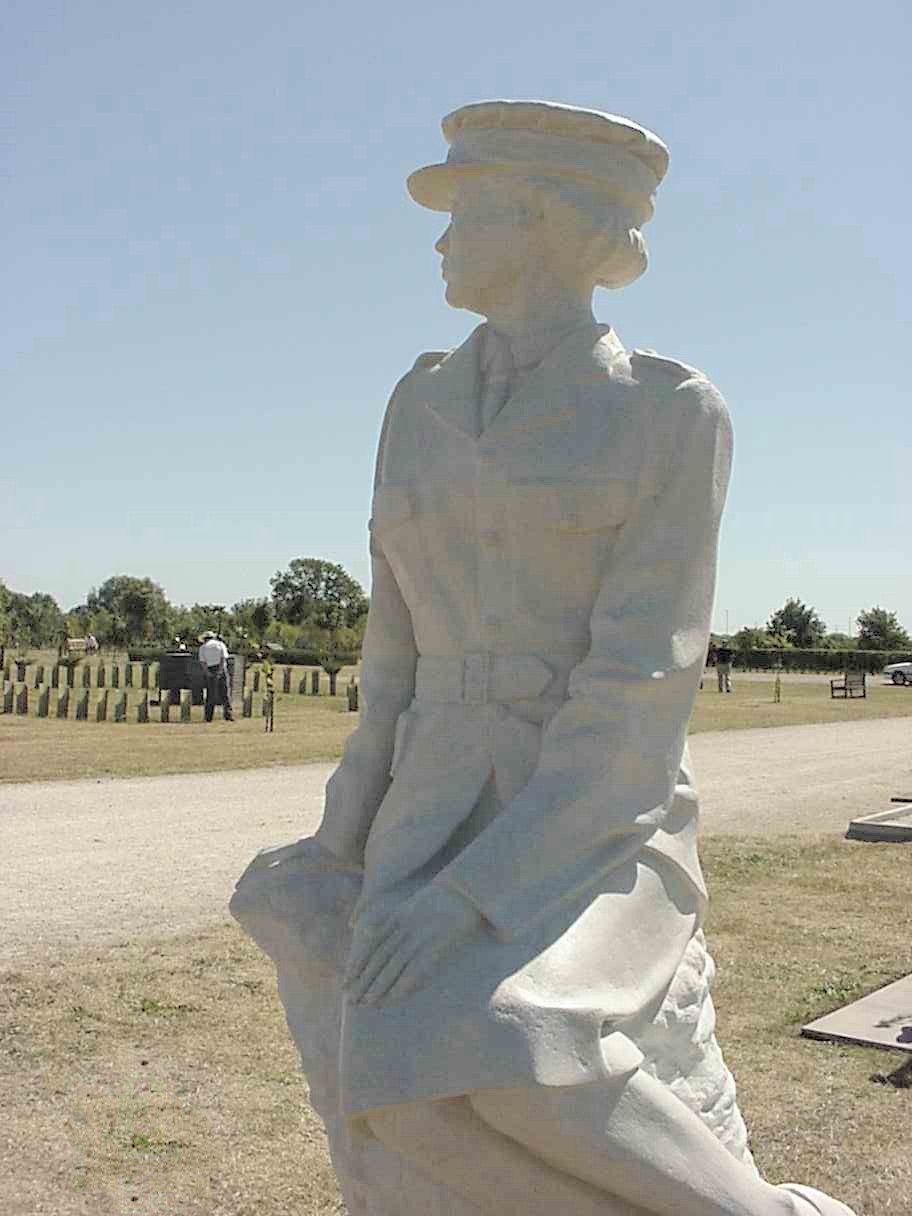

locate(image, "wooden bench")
[[830, 671, 866, 699]]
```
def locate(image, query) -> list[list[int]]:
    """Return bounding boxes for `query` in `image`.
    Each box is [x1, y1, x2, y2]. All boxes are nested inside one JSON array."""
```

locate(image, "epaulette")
[[411, 350, 450, 372], [629, 349, 706, 384]]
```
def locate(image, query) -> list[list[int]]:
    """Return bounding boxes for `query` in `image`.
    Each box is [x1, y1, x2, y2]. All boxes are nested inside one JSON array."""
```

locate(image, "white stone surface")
[[233, 100, 857, 1216]]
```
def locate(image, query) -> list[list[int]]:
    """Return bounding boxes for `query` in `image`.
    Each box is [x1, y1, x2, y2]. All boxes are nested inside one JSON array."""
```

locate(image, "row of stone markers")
[[1, 662, 345, 696], [1, 661, 161, 690], [0, 683, 282, 722]]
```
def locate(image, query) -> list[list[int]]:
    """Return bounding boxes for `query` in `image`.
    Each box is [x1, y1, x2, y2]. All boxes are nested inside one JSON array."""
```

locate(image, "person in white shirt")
[[198, 631, 234, 722]]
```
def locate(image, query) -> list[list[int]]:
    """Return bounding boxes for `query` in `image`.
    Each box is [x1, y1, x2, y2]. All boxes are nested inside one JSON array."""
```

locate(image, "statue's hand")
[[344, 883, 482, 1006]]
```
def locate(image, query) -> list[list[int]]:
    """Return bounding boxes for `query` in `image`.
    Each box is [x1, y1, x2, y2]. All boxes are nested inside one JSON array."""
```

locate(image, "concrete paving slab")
[[802, 974, 912, 1054], [846, 802, 912, 841]]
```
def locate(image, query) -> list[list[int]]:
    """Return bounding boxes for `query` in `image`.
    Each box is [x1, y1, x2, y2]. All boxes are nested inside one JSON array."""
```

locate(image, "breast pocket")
[[506, 479, 631, 535], [505, 480, 632, 621]]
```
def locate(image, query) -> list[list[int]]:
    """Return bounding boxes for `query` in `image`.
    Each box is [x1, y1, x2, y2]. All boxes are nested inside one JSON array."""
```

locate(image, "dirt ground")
[[2, 716, 910, 960]]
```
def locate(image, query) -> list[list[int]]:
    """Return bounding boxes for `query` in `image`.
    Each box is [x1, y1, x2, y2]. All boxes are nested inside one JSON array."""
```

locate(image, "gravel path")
[[2, 718, 910, 960]]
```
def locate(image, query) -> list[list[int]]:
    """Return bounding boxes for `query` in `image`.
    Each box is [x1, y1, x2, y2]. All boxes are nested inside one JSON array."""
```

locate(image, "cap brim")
[[407, 162, 505, 211]]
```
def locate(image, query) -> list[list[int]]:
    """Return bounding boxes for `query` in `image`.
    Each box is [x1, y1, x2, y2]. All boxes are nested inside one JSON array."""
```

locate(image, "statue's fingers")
[[346, 930, 407, 1000], [384, 932, 451, 1001], [359, 940, 422, 1006], [345, 919, 396, 982]]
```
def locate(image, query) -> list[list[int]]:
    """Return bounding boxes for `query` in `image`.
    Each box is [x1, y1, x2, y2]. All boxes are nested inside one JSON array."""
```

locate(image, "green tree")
[[230, 597, 274, 641], [270, 558, 368, 633], [855, 607, 911, 652], [86, 576, 171, 643], [5, 589, 65, 647], [766, 598, 826, 648]]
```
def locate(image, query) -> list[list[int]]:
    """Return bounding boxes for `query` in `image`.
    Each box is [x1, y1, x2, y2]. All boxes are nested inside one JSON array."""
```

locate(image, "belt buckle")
[[463, 652, 491, 705]]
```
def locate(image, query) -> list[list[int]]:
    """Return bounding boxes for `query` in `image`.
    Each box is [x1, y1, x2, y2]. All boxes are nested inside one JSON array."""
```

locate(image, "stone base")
[[231, 836, 755, 1216]]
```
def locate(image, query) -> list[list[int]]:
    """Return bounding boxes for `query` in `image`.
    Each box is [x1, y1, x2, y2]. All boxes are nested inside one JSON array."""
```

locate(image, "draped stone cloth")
[[316, 321, 733, 1120]]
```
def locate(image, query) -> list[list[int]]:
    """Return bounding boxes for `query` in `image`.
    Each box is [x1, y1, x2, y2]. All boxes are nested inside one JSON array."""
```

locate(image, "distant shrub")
[[734, 647, 912, 674]]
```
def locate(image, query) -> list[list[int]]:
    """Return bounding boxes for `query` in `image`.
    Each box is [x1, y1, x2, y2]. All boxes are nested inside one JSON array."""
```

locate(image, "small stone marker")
[[75, 690, 89, 720], [283, 667, 292, 693], [15, 661, 28, 681], [160, 699, 170, 723], [124, 662, 133, 687], [15, 686, 28, 715], [97, 663, 106, 688], [96, 690, 109, 722], [243, 690, 253, 718], [34, 664, 45, 689], [66, 663, 76, 688], [328, 671, 339, 696], [253, 670, 261, 692], [137, 693, 149, 723], [112, 664, 120, 688], [82, 664, 91, 688], [57, 688, 70, 719], [169, 688, 181, 709], [51, 664, 60, 688], [114, 691, 127, 722], [346, 679, 359, 712], [37, 687, 50, 718], [3, 685, 13, 714], [846, 802, 912, 842], [310, 670, 320, 695], [298, 676, 307, 694], [180, 691, 191, 722], [141, 663, 150, 689], [802, 973, 912, 1054]]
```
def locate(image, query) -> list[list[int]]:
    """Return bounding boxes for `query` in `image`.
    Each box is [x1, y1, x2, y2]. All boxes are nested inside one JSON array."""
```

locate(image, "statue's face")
[[434, 178, 544, 315]]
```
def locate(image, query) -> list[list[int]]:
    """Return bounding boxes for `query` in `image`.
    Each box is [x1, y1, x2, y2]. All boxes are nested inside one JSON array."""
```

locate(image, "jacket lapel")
[[484, 323, 625, 440], [420, 323, 486, 439]]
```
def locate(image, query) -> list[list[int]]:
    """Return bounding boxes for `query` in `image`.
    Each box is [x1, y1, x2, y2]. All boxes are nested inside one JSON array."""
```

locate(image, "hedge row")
[[734, 648, 912, 674], [127, 646, 360, 668]]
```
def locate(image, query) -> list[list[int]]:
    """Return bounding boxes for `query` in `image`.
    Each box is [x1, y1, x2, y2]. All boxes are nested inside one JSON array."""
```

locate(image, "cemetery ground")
[[2, 836, 909, 1216], [3, 673, 912, 1215], [3, 656, 912, 784]]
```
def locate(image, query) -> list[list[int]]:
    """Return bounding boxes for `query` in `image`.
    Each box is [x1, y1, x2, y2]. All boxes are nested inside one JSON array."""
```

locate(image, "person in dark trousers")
[[198, 630, 234, 721], [715, 644, 734, 692]]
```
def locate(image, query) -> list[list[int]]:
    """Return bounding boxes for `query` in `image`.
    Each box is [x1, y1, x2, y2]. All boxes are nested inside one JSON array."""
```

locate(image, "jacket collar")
[[420, 321, 625, 440]]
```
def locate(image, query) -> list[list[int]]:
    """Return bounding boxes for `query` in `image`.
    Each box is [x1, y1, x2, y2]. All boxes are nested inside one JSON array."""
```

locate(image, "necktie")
[[478, 331, 515, 433]]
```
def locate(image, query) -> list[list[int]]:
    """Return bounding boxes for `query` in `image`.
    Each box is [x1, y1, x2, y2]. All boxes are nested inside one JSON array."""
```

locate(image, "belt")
[[414, 652, 584, 706]]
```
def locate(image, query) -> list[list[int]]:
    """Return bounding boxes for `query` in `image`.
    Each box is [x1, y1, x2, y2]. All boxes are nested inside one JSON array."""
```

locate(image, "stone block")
[[160, 699, 170, 724], [56, 688, 70, 719], [140, 663, 150, 689], [180, 691, 191, 722], [15, 685, 28, 715], [3, 684, 13, 714], [111, 664, 120, 688], [75, 691, 89, 720], [282, 667, 292, 693], [346, 679, 359, 712], [253, 670, 261, 692], [298, 676, 308, 694], [37, 687, 50, 718], [310, 670, 320, 695], [34, 664, 45, 689], [137, 693, 149, 724], [243, 690, 253, 718], [96, 691, 108, 722], [51, 664, 60, 688], [97, 663, 106, 688], [124, 662, 133, 687], [114, 691, 128, 722], [82, 664, 91, 688]]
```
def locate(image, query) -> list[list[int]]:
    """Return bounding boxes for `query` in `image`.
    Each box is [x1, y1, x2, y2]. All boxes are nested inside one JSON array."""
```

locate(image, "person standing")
[[716, 643, 734, 692], [198, 630, 234, 722]]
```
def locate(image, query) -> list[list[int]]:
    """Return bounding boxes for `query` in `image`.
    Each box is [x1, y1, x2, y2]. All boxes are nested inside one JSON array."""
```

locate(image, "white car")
[[882, 661, 912, 685]]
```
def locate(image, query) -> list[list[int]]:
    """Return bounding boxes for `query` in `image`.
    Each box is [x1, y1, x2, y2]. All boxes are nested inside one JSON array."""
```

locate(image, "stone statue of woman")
[[233, 100, 854, 1216]]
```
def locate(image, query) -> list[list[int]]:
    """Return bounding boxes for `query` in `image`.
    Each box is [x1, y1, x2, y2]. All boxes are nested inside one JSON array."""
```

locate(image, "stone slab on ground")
[[802, 974, 912, 1054], [846, 802, 912, 842]]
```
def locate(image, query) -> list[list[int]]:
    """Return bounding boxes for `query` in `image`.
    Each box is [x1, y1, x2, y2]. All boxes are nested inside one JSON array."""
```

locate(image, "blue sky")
[[3, 0, 909, 635]]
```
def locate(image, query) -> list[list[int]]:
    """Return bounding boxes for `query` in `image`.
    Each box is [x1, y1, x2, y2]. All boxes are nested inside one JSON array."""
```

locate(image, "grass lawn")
[[2, 835, 908, 1215], [3, 673, 912, 785]]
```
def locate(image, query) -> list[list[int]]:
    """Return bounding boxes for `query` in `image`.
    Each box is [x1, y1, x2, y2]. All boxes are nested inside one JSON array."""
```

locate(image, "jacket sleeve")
[[314, 392, 419, 866], [434, 372, 733, 939]]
